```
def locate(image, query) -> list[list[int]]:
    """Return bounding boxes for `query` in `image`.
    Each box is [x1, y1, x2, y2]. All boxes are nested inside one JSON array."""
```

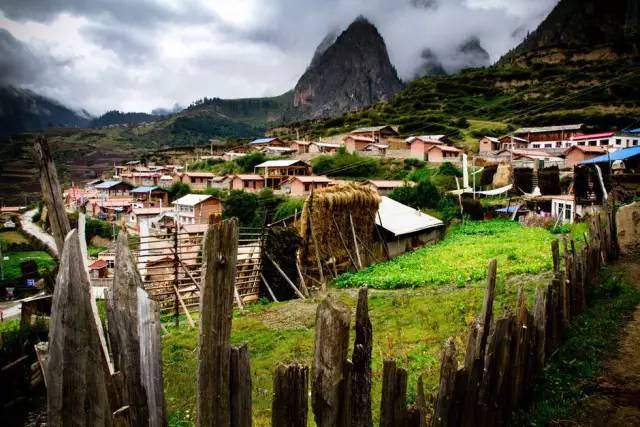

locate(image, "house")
[[512, 124, 583, 149], [344, 135, 376, 153], [88, 259, 108, 279], [615, 132, 640, 149], [362, 143, 388, 156], [121, 171, 162, 187], [172, 194, 222, 225], [254, 159, 311, 188], [566, 132, 616, 149], [228, 174, 265, 192], [280, 176, 333, 196], [365, 180, 414, 196], [498, 135, 529, 150], [495, 149, 564, 167], [550, 195, 580, 224], [85, 179, 104, 188], [249, 137, 286, 147], [375, 196, 444, 257], [425, 145, 462, 163], [94, 180, 133, 198], [309, 142, 342, 154], [350, 126, 399, 142], [405, 135, 449, 145], [564, 146, 608, 168], [131, 186, 169, 207], [64, 187, 98, 209], [179, 172, 215, 191], [478, 136, 501, 153], [406, 136, 443, 159], [91, 199, 132, 220], [209, 176, 231, 190], [259, 146, 296, 155], [128, 207, 166, 232], [290, 140, 311, 154], [158, 175, 174, 188]]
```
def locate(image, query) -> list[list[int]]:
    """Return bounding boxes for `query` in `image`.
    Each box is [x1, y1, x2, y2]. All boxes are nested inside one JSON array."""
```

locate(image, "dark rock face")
[[499, 0, 640, 65], [413, 37, 489, 78], [414, 48, 447, 78], [456, 37, 491, 69], [292, 17, 403, 119]]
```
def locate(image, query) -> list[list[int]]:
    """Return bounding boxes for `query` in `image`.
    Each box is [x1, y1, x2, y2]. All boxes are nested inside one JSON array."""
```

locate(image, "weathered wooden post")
[[272, 364, 308, 427], [47, 230, 112, 425], [380, 358, 408, 427], [34, 137, 71, 258], [351, 287, 372, 427], [197, 220, 239, 427], [311, 296, 351, 427], [433, 338, 457, 427], [230, 344, 252, 427]]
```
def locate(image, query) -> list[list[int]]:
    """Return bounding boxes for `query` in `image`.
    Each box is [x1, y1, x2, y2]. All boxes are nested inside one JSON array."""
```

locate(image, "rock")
[[616, 201, 640, 256]]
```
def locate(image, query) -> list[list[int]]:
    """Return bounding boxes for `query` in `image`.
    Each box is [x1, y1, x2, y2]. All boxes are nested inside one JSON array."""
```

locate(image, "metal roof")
[[131, 186, 161, 193], [254, 160, 307, 168], [513, 124, 582, 134], [172, 194, 213, 206], [95, 180, 127, 189], [352, 126, 397, 133], [570, 132, 615, 140], [375, 196, 443, 237], [579, 146, 640, 165], [250, 137, 278, 145]]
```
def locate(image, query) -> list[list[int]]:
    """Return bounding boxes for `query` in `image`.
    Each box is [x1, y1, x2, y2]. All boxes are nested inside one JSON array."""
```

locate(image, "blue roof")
[[495, 206, 518, 213], [579, 146, 640, 165], [131, 186, 161, 193], [250, 137, 277, 145], [626, 128, 640, 134], [95, 180, 125, 189]]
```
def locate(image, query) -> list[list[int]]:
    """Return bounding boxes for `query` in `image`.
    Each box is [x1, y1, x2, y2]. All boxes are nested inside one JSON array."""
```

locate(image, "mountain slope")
[[499, 0, 640, 65], [292, 17, 403, 119], [89, 110, 159, 128], [0, 86, 91, 136]]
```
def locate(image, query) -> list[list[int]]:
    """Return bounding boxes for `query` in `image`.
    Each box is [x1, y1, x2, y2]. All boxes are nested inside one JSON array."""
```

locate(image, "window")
[[545, 144, 552, 148], [564, 203, 572, 221], [107, 260, 115, 269], [304, 184, 310, 192], [600, 139, 608, 145], [589, 140, 597, 146], [616, 139, 622, 145], [634, 140, 639, 146]]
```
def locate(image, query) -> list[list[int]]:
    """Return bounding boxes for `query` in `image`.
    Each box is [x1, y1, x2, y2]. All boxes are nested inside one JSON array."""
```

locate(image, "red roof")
[[230, 174, 263, 181], [427, 145, 462, 153], [564, 146, 608, 154], [571, 132, 615, 141], [88, 259, 108, 270], [286, 175, 333, 183], [183, 172, 214, 178]]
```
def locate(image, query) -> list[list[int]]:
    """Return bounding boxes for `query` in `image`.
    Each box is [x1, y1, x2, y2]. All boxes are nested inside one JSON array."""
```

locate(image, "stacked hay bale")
[[299, 183, 381, 281], [492, 162, 513, 188]]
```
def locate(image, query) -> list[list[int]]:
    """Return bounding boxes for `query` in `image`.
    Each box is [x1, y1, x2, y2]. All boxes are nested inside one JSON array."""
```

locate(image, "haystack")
[[492, 162, 513, 188], [299, 183, 380, 279]]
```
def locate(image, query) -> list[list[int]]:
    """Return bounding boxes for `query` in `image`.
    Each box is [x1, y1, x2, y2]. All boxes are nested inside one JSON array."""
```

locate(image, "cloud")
[[0, 0, 559, 115]]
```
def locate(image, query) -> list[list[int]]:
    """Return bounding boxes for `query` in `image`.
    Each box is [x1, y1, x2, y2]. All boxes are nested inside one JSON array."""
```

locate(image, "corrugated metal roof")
[[255, 160, 307, 168], [514, 124, 582, 134], [579, 146, 640, 164], [131, 186, 160, 193], [95, 180, 126, 189], [352, 126, 396, 133], [172, 194, 213, 206], [376, 196, 443, 237], [285, 175, 332, 183], [571, 132, 615, 140], [250, 137, 278, 145]]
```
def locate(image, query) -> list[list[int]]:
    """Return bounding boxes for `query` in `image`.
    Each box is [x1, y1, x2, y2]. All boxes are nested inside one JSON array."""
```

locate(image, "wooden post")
[[307, 200, 325, 285], [349, 213, 363, 269], [551, 239, 560, 273], [380, 359, 408, 427], [260, 273, 279, 302], [311, 296, 351, 427], [173, 285, 196, 328], [47, 230, 112, 425], [532, 287, 546, 377], [295, 259, 310, 297], [34, 137, 70, 257], [351, 287, 373, 427], [173, 227, 180, 328], [230, 344, 251, 427], [433, 337, 457, 427], [272, 364, 308, 427], [197, 220, 239, 427], [415, 375, 428, 427], [266, 253, 306, 300], [332, 216, 359, 270], [108, 231, 151, 425]]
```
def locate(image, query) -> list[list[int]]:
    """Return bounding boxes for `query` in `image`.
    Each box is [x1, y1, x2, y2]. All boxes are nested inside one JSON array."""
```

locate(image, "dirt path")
[[575, 259, 640, 426], [21, 208, 58, 256]]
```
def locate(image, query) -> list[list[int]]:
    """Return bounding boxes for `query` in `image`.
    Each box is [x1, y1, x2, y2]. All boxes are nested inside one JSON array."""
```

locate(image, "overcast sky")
[[0, 0, 557, 116]]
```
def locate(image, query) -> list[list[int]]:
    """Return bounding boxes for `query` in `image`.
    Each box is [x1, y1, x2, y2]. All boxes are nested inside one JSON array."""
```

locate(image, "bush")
[[389, 180, 440, 209], [223, 190, 259, 226], [168, 182, 191, 200], [85, 217, 113, 243], [273, 198, 305, 222], [438, 162, 463, 177], [234, 152, 267, 173], [311, 151, 380, 178]]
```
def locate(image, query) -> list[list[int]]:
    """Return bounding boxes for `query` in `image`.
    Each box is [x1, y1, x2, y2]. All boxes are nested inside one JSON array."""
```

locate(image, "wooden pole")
[[433, 337, 457, 427], [266, 253, 306, 300], [351, 287, 373, 427], [260, 273, 279, 302], [295, 259, 310, 297], [34, 137, 70, 258], [349, 213, 363, 269], [332, 216, 359, 270], [197, 220, 239, 427], [272, 364, 308, 427], [311, 296, 351, 427], [230, 344, 251, 427], [173, 285, 196, 328], [380, 358, 408, 427]]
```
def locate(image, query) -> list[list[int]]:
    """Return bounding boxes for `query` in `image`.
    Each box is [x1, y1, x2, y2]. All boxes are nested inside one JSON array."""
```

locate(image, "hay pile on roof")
[[299, 183, 381, 279]]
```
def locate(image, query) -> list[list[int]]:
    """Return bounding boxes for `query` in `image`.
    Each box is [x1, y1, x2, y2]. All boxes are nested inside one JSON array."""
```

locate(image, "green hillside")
[[277, 59, 640, 147]]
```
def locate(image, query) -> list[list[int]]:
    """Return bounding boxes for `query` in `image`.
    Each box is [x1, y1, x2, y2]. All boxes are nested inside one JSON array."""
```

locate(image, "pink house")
[[425, 145, 462, 163], [228, 174, 265, 192], [290, 140, 311, 154], [407, 137, 444, 160], [280, 176, 333, 196], [344, 135, 375, 153], [564, 146, 608, 168]]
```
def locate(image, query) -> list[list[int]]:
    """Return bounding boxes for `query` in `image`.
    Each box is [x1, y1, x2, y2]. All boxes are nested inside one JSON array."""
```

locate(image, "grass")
[[0, 231, 29, 245], [335, 220, 556, 289], [516, 266, 640, 425], [1, 251, 55, 280], [88, 245, 106, 257]]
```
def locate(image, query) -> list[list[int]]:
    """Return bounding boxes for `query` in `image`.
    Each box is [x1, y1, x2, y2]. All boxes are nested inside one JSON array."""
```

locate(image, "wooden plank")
[[307, 209, 325, 285], [272, 364, 308, 427], [47, 229, 112, 426], [197, 220, 239, 427], [34, 342, 49, 388], [351, 287, 372, 427], [230, 344, 251, 427], [332, 216, 359, 270], [295, 259, 310, 297], [349, 213, 363, 269], [173, 285, 196, 328], [34, 137, 70, 257], [311, 296, 351, 427], [533, 287, 546, 377], [551, 239, 560, 273], [415, 375, 428, 427], [266, 253, 306, 300], [380, 359, 408, 427], [260, 273, 279, 302], [433, 337, 457, 427]]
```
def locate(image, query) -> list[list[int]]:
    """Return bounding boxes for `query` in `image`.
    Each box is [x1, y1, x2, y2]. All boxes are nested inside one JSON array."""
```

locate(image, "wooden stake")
[[260, 273, 279, 302], [332, 216, 358, 270], [351, 287, 373, 427], [230, 344, 251, 427], [266, 253, 306, 300], [173, 285, 196, 328], [272, 364, 308, 427], [380, 359, 408, 427], [350, 213, 363, 269]]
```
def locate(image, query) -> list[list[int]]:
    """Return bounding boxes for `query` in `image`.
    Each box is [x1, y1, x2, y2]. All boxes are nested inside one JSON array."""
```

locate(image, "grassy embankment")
[[162, 221, 563, 426], [0, 231, 55, 280]]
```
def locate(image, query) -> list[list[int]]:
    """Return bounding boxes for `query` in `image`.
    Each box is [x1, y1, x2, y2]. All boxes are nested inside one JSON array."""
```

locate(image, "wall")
[[194, 199, 222, 224], [384, 228, 443, 258]]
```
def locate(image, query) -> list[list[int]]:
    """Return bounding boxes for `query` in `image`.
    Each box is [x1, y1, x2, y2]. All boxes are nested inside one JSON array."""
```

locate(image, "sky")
[[0, 0, 558, 116]]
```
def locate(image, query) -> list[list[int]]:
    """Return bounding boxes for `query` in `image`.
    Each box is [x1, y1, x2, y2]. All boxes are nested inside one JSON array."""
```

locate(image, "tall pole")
[[173, 226, 180, 328]]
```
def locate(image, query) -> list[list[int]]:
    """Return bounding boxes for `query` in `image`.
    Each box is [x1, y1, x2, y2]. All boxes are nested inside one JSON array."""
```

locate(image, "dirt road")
[[21, 209, 58, 256], [575, 259, 640, 426]]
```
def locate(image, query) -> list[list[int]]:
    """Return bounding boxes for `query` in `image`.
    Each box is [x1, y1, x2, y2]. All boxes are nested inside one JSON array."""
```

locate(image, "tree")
[[223, 190, 259, 226], [234, 152, 267, 173], [168, 182, 191, 200]]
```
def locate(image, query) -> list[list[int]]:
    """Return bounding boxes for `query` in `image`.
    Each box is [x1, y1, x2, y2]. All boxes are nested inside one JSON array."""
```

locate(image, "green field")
[[1, 251, 55, 280], [162, 221, 561, 426], [0, 231, 29, 245], [336, 220, 556, 289]]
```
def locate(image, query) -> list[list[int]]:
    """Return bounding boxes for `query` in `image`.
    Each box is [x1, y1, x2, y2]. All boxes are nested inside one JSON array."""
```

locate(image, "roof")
[[183, 172, 214, 178], [88, 259, 108, 270], [514, 124, 582, 134], [497, 149, 553, 157], [579, 146, 640, 165], [351, 126, 399, 135], [160, 175, 173, 180], [229, 174, 263, 181], [131, 186, 163, 193], [132, 207, 162, 215], [250, 137, 280, 145], [172, 194, 213, 206], [345, 135, 376, 143], [291, 140, 311, 145], [571, 132, 615, 140], [376, 196, 443, 236], [180, 223, 209, 234], [482, 136, 500, 143], [0, 206, 26, 213], [564, 146, 608, 154], [254, 160, 308, 168], [405, 135, 445, 144], [261, 146, 296, 152], [312, 142, 342, 148], [366, 180, 411, 189], [626, 128, 640, 134], [95, 180, 128, 189], [285, 175, 333, 183], [426, 145, 462, 153], [99, 200, 131, 207], [364, 144, 389, 149]]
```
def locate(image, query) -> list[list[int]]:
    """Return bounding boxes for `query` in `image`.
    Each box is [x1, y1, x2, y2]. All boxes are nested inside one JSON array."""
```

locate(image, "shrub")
[[438, 162, 463, 177], [234, 152, 267, 173], [85, 217, 113, 243], [389, 180, 440, 209], [223, 190, 259, 226], [168, 182, 191, 200], [273, 198, 305, 222]]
